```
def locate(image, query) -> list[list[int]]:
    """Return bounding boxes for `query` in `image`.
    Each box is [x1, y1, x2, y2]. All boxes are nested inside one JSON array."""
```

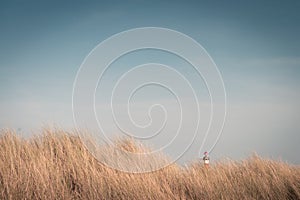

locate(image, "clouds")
[[216, 100, 300, 163], [0, 98, 73, 134]]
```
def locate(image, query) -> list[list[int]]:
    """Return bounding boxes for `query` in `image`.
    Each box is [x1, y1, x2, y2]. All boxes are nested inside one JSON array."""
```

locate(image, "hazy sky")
[[0, 0, 299, 164]]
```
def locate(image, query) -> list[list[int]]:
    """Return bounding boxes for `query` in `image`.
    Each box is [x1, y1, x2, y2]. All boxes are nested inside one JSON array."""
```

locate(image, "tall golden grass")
[[0, 129, 299, 199]]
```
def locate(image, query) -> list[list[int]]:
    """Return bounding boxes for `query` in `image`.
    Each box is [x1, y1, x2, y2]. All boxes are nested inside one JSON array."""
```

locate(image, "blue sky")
[[0, 0, 299, 164]]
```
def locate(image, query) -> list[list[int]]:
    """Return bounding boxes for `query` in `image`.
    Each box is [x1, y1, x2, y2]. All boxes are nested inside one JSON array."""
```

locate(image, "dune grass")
[[0, 129, 299, 199]]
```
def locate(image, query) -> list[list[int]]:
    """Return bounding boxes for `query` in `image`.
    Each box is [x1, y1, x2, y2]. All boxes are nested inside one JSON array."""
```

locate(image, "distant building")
[[203, 151, 210, 166]]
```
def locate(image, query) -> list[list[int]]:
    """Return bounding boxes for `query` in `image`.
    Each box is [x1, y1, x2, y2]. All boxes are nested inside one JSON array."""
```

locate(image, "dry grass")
[[0, 129, 299, 199]]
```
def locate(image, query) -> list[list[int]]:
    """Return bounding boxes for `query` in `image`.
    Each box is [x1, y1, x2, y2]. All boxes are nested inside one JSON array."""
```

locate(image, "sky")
[[0, 0, 299, 165]]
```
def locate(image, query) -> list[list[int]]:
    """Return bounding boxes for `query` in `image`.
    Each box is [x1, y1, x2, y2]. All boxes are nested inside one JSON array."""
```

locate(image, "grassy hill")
[[0, 129, 299, 199]]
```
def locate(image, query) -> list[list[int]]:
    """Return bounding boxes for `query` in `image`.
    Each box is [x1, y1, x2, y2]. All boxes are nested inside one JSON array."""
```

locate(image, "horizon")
[[0, 0, 299, 165]]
